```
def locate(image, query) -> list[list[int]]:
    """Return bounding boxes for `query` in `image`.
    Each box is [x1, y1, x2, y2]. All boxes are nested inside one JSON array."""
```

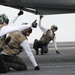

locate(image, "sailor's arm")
[[20, 40, 40, 70], [39, 15, 47, 32], [9, 10, 23, 24], [52, 36, 58, 50]]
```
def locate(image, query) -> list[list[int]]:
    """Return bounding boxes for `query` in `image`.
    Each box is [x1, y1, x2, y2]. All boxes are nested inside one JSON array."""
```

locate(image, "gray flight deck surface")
[[1, 42, 75, 75]]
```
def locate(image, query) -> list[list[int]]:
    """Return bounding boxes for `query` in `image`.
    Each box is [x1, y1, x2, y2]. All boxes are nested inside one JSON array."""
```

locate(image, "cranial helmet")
[[0, 14, 9, 24], [51, 25, 58, 30], [22, 22, 28, 25], [22, 27, 32, 34]]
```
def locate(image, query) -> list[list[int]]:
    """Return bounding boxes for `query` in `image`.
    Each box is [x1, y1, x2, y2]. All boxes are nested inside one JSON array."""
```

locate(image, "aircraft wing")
[[0, 0, 75, 15]]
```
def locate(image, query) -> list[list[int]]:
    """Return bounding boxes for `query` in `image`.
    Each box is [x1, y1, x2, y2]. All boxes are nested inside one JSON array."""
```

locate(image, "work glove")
[[34, 66, 40, 70], [18, 10, 24, 16], [32, 20, 37, 28], [56, 50, 60, 54], [40, 15, 43, 19]]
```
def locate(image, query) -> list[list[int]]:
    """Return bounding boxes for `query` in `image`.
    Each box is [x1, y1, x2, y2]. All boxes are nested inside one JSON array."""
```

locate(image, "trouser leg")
[[0, 54, 9, 73], [41, 45, 48, 55], [40, 48, 44, 55], [1, 54, 27, 71], [33, 39, 38, 49], [9, 56, 27, 71], [36, 48, 39, 55], [33, 39, 39, 55]]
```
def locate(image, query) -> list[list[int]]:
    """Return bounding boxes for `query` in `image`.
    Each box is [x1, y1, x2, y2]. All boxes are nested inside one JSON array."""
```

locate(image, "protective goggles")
[[27, 28, 32, 33]]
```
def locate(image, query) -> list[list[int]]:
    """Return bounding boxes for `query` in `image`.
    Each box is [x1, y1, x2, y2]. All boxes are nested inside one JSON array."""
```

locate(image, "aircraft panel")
[[0, 0, 75, 15]]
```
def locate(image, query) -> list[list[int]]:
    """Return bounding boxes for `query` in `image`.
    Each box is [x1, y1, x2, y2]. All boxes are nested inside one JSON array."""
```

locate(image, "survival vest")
[[39, 29, 55, 45], [2, 31, 26, 55]]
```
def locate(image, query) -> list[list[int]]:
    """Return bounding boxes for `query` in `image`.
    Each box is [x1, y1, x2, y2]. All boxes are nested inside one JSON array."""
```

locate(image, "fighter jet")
[[0, 0, 75, 15]]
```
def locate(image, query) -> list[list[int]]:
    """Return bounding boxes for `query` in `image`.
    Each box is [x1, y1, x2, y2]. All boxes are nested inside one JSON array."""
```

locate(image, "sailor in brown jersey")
[[0, 15, 40, 73], [0, 10, 25, 73], [33, 15, 60, 55]]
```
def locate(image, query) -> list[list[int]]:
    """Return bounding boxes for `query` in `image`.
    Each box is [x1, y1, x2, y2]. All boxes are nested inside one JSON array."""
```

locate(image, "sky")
[[0, 5, 75, 43]]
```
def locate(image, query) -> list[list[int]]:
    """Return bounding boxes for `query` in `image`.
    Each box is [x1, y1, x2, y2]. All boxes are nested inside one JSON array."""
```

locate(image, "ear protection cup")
[[2, 14, 9, 24], [0, 14, 9, 24], [0, 16, 4, 24]]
